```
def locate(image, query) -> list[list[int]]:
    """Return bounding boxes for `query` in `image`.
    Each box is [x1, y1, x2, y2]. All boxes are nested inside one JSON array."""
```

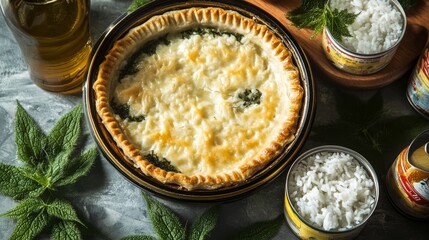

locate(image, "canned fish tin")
[[406, 47, 429, 119], [321, 0, 406, 75], [284, 146, 379, 240], [386, 130, 429, 220]]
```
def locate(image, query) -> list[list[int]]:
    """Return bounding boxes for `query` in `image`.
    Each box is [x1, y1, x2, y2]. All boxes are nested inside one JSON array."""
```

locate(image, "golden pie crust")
[[93, 7, 303, 190]]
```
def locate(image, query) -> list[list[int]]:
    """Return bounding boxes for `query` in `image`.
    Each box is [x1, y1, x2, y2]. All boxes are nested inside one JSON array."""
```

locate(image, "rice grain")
[[288, 151, 376, 231], [330, 0, 404, 54]]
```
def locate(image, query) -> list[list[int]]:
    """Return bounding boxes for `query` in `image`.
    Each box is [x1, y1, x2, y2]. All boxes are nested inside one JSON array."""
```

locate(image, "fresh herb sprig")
[[122, 192, 284, 240], [287, 0, 357, 40], [0, 102, 97, 240], [237, 88, 262, 109]]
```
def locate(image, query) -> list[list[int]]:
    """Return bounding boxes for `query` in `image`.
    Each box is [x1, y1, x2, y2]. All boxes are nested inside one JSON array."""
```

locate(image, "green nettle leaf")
[[121, 236, 157, 240], [188, 206, 219, 240], [52, 220, 82, 240], [1, 102, 98, 240], [143, 192, 186, 240], [128, 0, 152, 12], [47, 104, 82, 159], [47, 150, 75, 185], [46, 104, 83, 183], [288, 7, 325, 38], [54, 147, 97, 187], [19, 165, 53, 190], [9, 210, 51, 240], [326, 8, 356, 41], [124, 192, 286, 240], [287, 0, 357, 40], [0, 163, 42, 200], [123, 193, 219, 240], [230, 215, 284, 240], [299, 0, 326, 11], [46, 199, 85, 226], [15, 101, 48, 168], [0, 198, 44, 219]]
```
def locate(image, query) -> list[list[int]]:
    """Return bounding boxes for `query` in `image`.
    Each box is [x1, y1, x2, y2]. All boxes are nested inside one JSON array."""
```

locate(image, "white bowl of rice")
[[284, 145, 379, 239], [322, 0, 406, 75]]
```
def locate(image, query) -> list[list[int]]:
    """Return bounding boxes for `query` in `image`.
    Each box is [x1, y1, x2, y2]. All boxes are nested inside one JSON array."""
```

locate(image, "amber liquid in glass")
[[3, 0, 92, 93]]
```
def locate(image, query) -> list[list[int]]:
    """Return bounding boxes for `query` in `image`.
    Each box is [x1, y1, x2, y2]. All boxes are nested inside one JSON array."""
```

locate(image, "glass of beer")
[[0, 0, 92, 94]]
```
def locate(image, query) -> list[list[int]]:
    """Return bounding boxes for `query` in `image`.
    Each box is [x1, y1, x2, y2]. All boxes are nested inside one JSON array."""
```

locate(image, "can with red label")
[[407, 47, 429, 119], [386, 130, 429, 220]]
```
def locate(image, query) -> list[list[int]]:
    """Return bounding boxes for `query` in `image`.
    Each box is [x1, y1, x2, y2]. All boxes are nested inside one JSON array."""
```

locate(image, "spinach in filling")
[[117, 27, 243, 81], [180, 27, 243, 42], [237, 88, 262, 108], [118, 34, 170, 80], [110, 98, 145, 122], [144, 151, 179, 173]]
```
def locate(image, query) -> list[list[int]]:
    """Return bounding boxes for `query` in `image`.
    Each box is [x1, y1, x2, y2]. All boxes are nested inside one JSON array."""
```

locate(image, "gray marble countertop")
[[1, 0, 428, 239]]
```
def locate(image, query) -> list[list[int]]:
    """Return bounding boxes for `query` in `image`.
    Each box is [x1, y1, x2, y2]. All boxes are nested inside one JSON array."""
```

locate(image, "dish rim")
[[83, 0, 316, 202]]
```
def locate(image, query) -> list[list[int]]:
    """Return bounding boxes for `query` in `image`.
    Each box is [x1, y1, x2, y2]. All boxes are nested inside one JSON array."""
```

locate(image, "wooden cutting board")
[[246, 0, 429, 89]]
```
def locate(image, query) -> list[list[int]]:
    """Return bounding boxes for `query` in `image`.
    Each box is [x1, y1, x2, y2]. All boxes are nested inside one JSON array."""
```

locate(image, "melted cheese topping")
[[112, 30, 294, 175]]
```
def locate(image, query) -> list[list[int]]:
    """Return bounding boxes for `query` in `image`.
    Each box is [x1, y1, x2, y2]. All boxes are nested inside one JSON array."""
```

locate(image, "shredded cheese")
[[113, 31, 293, 175]]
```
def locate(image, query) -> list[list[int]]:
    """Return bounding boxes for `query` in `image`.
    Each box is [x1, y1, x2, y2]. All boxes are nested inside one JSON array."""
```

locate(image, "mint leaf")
[[121, 236, 157, 240], [47, 104, 82, 160], [231, 215, 283, 240], [46, 199, 85, 226], [54, 147, 97, 187], [52, 220, 81, 240], [0, 162, 43, 200], [10, 210, 51, 240], [0, 198, 44, 219], [128, 0, 152, 12], [143, 192, 186, 240], [15, 101, 48, 168], [188, 206, 219, 240]]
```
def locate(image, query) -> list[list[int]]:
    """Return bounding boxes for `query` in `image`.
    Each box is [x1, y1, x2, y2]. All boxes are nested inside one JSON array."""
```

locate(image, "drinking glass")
[[0, 0, 92, 94]]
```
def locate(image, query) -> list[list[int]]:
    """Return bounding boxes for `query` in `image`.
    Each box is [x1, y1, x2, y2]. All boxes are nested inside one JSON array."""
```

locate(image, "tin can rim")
[[285, 145, 380, 233], [325, 0, 407, 57], [406, 129, 429, 173]]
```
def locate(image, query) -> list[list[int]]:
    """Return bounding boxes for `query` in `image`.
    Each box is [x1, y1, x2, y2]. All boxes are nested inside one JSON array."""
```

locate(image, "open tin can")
[[407, 47, 429, 119], [321, 0, 406, 75], [386, 130, 429, 220], [284, 145, 379, 240]]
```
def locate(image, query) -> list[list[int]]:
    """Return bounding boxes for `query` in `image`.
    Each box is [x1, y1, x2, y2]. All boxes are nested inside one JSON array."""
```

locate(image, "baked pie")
[[93, 7, 303, 190]]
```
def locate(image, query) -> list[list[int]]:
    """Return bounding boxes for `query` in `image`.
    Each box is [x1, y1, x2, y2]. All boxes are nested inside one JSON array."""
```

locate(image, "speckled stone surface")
[[1, 1, 428, 240]]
